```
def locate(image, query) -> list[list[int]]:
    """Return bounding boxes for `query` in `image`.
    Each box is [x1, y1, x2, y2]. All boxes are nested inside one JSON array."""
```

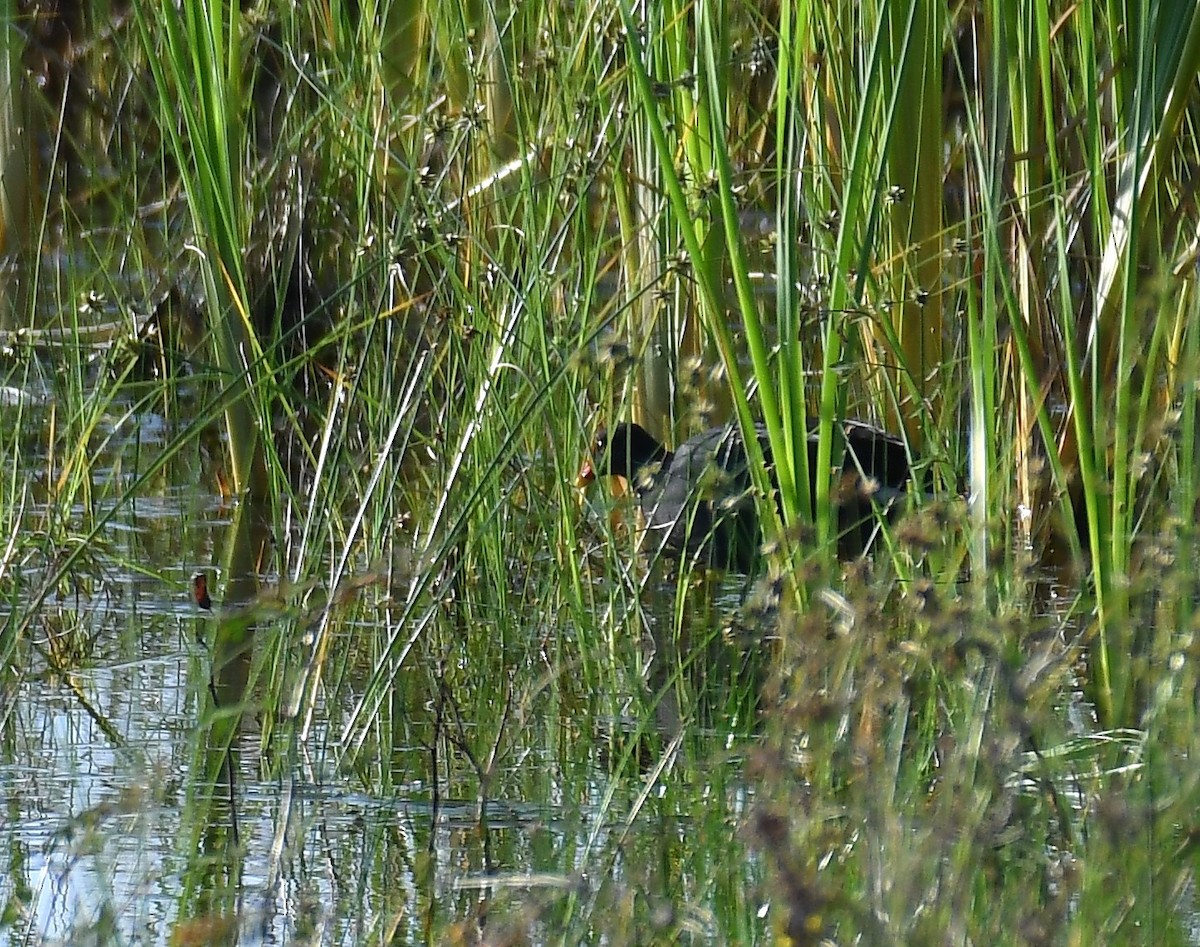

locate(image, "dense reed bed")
[[2, 1, 1200, 942]]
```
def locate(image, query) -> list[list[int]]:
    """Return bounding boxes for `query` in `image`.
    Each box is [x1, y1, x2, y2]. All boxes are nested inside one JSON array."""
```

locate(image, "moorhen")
[[577, 420, 916, 570]]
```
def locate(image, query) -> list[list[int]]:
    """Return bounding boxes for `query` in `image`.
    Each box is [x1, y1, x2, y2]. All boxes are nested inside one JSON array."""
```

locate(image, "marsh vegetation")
[[2, 1, 1200, 943]]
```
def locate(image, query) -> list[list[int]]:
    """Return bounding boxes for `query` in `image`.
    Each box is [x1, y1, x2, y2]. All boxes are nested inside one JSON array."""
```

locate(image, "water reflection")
[[0, 493, 761, 944]]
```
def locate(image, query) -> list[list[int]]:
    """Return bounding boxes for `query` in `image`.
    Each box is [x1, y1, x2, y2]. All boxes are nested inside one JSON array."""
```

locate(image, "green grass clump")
[[0, 0, 1199, 943]]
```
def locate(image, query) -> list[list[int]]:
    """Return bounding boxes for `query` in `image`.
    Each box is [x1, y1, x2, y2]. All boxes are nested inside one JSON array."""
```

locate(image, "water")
[[0, 401, 765, 944]]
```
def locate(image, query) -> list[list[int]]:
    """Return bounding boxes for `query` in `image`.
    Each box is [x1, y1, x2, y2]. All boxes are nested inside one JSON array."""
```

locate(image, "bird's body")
[[578, 420, 916, 570]]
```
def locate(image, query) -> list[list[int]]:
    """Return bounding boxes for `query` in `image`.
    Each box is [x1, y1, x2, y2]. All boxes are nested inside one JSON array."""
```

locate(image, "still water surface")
[[0, 403, 763, 944]]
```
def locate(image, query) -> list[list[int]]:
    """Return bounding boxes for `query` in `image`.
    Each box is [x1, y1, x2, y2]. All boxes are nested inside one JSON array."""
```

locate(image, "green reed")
[[4, 0, 1200, 942]]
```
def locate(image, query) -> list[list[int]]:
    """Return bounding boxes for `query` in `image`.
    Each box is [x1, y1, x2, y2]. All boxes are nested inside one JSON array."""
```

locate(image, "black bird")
[[577, 420, 916, 570]]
